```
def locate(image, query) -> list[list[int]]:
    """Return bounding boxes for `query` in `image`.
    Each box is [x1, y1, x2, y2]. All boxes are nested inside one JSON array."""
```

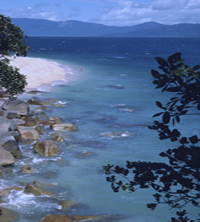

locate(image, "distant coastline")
[[11, 18, 200, 37]]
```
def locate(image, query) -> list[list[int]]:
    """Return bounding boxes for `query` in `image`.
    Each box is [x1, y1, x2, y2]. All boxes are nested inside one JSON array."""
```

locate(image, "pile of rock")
[[0, 95, 124, 222], [0, 95, 80, 222]]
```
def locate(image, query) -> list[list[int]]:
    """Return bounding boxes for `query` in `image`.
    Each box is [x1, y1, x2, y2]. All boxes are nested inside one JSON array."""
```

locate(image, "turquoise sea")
[[1, 37, 200, 221]]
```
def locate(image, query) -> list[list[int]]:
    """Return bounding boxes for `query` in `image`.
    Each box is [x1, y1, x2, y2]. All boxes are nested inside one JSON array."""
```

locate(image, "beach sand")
[[10, 57, 68, 90]]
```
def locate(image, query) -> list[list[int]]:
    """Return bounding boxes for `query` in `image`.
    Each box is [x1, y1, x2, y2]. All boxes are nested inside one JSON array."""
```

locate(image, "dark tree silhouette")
[[0, 15, 28, 97], [103, 53, 200, 222]]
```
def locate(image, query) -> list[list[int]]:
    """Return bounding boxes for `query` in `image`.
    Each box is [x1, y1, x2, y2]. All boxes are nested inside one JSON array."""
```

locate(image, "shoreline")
[[10, 57, 73, 91]]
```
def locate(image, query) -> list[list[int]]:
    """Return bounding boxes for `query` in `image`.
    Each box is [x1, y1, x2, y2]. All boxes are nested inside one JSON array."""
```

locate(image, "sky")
[[1, 0, 200, 26]]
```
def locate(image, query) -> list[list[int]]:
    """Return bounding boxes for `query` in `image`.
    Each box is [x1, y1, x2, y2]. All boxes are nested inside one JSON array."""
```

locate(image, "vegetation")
[[103, 53, 200, 222], [0, 14, 29, 97]]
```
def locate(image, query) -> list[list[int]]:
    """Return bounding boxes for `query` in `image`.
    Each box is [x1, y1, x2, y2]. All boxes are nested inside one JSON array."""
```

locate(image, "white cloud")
[[152, 0, 180, 10], [96, 0, 200, 26], [1, 0, 200, 26]]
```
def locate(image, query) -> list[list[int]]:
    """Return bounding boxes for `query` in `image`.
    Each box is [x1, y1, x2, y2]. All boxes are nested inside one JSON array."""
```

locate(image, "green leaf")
[[193, 65, 200, 71], [154, 57, 169, 67], [156, 101, 163, 108], [153, 112, 163, 117], [162, 111, 170, 124], [167, 53, 182, 64], [151, 69, 161, 78], [165, 86, 181, 92]]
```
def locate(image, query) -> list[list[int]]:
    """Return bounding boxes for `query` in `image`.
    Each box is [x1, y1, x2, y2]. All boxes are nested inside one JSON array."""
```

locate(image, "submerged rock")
[[107, 84, 125, 89], [81, 140, 105, 149], [33, 140, 60, 157]]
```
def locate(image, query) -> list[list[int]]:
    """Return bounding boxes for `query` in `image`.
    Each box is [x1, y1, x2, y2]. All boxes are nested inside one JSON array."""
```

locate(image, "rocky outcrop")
[[33, 140, 59, 157], [2, 98, 29, 116], [0, 147, 15, 166]]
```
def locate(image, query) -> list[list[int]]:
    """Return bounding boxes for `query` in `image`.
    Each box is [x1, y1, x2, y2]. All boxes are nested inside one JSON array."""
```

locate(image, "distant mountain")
[[11, 18, 200, 37]]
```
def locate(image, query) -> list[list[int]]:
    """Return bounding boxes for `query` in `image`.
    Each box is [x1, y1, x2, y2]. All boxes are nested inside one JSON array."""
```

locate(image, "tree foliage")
[[0, 14, 29, 97], [103, 53, 200, 222]]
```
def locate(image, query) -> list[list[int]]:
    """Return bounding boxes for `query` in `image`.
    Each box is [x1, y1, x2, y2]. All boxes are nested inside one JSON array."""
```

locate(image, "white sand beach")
[[10, 57, 68, 90]]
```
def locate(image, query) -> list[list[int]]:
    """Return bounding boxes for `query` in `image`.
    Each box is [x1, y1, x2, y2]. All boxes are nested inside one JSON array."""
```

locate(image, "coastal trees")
[[103, 53, 200, 221], [0, 14, 28, 97]]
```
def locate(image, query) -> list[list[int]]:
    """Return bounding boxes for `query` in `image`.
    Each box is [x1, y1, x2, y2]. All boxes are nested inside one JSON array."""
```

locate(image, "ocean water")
[[1, 37, 200, 221]]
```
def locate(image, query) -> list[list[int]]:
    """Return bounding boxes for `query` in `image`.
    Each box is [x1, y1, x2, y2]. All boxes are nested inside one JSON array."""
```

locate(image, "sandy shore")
[[10, 57, 68, 90]]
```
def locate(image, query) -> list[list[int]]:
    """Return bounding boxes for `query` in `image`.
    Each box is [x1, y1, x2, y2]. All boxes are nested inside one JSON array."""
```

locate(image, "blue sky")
[[1, 0, 200, 26]]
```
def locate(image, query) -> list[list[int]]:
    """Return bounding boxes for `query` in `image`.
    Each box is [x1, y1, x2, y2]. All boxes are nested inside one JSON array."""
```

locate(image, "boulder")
[[24, 179, 55, 197], [17, 126, 40, 140], [0, 108, 20, 119], [50, 116, 62, 124], [2, 140, 22, 159], [39, 214, 98, 222], [38, 119, 58, 126], [21, 166, 37, 173], [58, 200, 76, 209], [35, 125, 45, 135], [51, 123, 78, 131], [31, 108, 49, 121], [0, 131, 20, 145], [33, 140, 59, 157], [21, 116, 39, 127], [27, 97, 55, 106], [52, 135, 64, 143], [0, 117, 18, 132], [11, 118, 26, 126], [2, 98, 29, 116], [24, 184, 54, 197], [0, 207, 19, 222], [0, 147, 15, 166]]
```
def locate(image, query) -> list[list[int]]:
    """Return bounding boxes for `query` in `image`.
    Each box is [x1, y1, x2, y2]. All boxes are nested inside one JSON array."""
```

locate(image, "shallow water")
[[1, 37, 200, 221]]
